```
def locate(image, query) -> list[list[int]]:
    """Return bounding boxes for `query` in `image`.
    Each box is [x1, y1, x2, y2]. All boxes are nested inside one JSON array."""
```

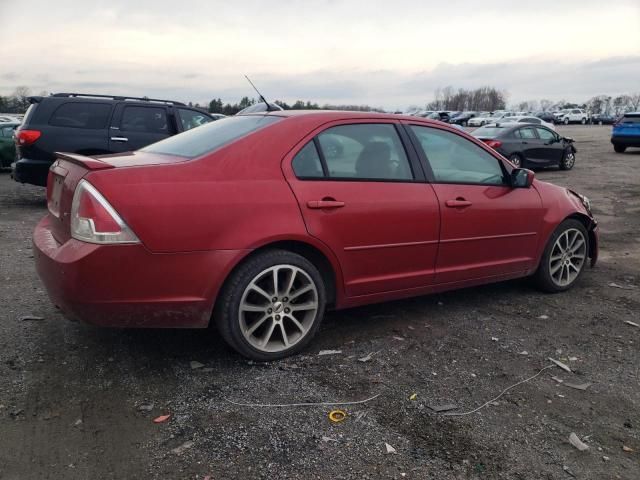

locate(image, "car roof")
[[239, 109, 452, 124]]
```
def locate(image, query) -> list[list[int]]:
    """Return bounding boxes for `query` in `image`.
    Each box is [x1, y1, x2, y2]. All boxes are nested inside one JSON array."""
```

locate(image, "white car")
[[493, 115, 556, 130], [555, 109, 589, 125], [468, 111, 514, 127]]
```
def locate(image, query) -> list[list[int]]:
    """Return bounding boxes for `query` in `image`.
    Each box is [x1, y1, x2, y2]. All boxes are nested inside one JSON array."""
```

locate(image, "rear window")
[[141, 115, 282, 158], [49, 102, 112, 129], [621, 115, 640, 124], [471, 126, 505, 138]]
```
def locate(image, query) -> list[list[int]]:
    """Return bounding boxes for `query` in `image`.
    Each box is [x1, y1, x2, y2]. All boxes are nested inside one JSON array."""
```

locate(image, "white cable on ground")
[[442, 364, 557, 417], [225, 392, 382, 408]]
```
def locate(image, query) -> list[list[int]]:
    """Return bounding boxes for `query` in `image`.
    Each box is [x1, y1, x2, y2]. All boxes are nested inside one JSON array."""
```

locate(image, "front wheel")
[[560, 151, 575, 170], [563, 117, 569, 125], [613, 144, 626, 153], [508, 153, 524, 168], [533, 219, 588, 292], [215, 250, 326, 361], [581, 118, 586, 125]]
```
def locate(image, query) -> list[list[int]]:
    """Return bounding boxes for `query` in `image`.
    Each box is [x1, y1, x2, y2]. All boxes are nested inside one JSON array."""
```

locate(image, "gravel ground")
[[0, 125, 638, 480]]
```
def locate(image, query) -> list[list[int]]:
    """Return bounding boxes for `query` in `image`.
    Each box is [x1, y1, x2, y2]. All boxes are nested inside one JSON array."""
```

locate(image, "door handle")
[[307, 200, 345, 209], [521, 141, 528, 144], [110, 136, 128, 142], [445, 199, 472, 208]]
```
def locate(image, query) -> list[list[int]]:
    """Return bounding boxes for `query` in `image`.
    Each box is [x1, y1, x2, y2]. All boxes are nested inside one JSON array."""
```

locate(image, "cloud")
[[0, 0, 638, 108]]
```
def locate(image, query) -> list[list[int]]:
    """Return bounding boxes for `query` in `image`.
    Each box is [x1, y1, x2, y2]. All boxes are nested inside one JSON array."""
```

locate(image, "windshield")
[[141, 115, 282, 158], [471, 126, 505, 138], [621, 114, 640, 124]]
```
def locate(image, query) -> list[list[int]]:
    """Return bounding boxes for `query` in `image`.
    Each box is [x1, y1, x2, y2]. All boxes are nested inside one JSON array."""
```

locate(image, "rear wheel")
[[581, 118, 586, 125], [534, 219, 588, 292], [509, 153, 524, 168], [614, 144, 626, 153], [559, 151, 575, 170], [598, 120, 603, 126], [215, 250, 326, 361]]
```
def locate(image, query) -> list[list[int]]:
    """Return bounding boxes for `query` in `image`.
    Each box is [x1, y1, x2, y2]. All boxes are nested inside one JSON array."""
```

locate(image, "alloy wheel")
[[564, 152, 575, 169], [509, 154, 522, 167], [238, 265, 319, 353], [549, 228, 586, 287]]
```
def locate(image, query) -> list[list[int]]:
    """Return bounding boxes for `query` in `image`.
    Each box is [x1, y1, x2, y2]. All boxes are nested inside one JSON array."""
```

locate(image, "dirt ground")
[[0, 125, 638, 480]]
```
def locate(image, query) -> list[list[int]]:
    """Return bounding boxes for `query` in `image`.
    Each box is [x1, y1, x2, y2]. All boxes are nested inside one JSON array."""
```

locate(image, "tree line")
[[423, 85, 640, 115], [207, 97, 383, 115]]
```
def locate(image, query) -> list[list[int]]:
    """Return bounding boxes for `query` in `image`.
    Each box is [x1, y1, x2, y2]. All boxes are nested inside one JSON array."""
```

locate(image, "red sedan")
[[33, 111, 598, 360]]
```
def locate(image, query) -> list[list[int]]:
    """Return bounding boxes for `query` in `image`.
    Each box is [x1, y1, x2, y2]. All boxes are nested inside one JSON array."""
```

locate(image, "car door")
[[283, 121, 441, 297], [108, 104, 175, 152], [513, 126, 546, 164], [0, 125, 15, 166], [533, 127, 564, 165], [405, 123, 545, 284]]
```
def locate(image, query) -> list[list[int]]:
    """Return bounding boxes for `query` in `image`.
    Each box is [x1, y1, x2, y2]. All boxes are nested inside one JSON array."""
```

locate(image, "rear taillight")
[[70, 180, 139, 244], [15, 129, 41, 146], [484, 139, 503, 149]]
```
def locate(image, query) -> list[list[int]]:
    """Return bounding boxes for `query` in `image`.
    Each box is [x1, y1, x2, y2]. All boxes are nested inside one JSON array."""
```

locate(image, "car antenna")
[[244, 75, 276, 112]]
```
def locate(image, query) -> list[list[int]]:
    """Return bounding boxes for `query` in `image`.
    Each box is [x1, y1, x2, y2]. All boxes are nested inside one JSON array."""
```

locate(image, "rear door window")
[[516, 127, 537, 139], [177, 108, 213, 131], [292, 141, 324, 178], [49, 102, 112, 129], [316, 124, 413, 181], [121, 106, 168, 133]]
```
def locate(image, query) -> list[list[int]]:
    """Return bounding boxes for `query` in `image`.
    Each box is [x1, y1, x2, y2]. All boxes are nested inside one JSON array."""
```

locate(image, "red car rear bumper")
[[33, 215, 247, 328]]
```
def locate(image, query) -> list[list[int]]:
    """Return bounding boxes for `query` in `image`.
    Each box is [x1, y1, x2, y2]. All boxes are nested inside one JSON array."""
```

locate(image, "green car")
[[0, 122, 19, 168]]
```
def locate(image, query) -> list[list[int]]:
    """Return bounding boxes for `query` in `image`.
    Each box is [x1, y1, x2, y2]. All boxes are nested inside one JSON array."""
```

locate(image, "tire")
[[462, 121, 468, 127], [559, 151, 575, 170], [508, 153, 524, 168], [598, 120, 603, 126], [563, 117, 569, 125], [581, 118, 586, 125], [215, 249, 326, 361], [533, 219, 589, 293], [613, 144, 626, 153]]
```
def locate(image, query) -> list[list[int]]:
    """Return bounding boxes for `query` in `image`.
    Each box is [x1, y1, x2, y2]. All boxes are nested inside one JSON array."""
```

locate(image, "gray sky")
[[0, 0, 639, 109]]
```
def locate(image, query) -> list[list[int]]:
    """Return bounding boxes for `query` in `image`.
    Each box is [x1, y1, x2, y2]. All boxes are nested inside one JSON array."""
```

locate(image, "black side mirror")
[[511, 168, 534, 188]]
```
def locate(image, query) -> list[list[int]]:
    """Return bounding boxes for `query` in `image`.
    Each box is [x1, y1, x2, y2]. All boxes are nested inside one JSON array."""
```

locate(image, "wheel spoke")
[[570, 239, 585, 253], [289, 284, 313, 300], [272, 268, 279, 297], [279, 323, 290, 348], [245, 313, 271, 336], [550, 252, 563, 261], [250, 283, 273, 302], [290, 301, 316, 311], [284, 269, 297, 296], [550, 261, 563, 275], [286, 314, 306, 333], [241, 303, 268, 312], [261, 320, 277, 347]]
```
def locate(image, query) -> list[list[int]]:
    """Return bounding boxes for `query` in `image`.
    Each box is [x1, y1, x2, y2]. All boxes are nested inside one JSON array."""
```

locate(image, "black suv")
[[12, 93, 215, 186]]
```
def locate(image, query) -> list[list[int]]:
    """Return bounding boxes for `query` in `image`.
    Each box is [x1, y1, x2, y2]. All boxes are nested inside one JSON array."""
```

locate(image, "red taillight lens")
[[71, 180, 139, 244], [484, 139, 502, 149], [15, 129, 41, 146], [76, 187, 122, 233]]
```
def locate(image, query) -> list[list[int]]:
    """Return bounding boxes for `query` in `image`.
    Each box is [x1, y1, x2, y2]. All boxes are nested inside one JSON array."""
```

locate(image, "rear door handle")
[[307, 200, 345, 209], [445, 199, 472, 208], [110, 136, 128, 142]]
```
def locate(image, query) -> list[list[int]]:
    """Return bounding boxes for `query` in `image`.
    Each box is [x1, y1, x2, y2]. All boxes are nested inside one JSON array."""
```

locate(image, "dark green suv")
[[0, 122, 20, 168]]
